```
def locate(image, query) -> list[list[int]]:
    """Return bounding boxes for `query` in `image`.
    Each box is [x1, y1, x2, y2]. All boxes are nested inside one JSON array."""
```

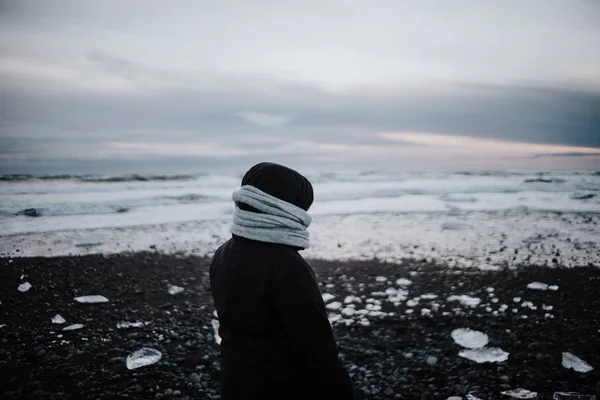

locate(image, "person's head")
[[238, 162, 314, 212]]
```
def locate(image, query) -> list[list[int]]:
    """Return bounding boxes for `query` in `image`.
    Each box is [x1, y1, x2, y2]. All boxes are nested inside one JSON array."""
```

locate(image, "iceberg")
[[74, 295, 109, 303], [322, 293, 336, 302], [18, 282, 32, 292], [51, 314, 66, 324], [448, 295, 481, 307], [527, 282, 559, 291], [116, 321, 147, 329], [562, 352, 594, 373], [466, 394, 484, 400], [451, 328, 489, 349], [553, 392, 596, 400], [459, 347, 509, 363], [501, 388, 538, 399], [395, 278, 412, 286], [126, 348, 162, 370], [167, 284, 184, 295], [63, 324, 84, 331]]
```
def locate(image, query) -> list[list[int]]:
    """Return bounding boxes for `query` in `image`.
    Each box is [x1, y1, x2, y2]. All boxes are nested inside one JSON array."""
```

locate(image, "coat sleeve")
[[269, 253, 355, 399]]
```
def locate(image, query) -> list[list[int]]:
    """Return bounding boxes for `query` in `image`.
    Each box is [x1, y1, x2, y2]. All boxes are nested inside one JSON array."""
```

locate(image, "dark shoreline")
[[1, 253, 599, 400]]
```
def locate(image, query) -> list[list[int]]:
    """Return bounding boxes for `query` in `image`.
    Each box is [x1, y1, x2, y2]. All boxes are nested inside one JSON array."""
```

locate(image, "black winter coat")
[[209, 235, 356, 400]]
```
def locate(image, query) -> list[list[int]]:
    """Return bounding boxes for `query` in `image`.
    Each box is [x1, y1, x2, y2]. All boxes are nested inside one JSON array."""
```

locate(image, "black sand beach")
[[1, 253, 599, 400]]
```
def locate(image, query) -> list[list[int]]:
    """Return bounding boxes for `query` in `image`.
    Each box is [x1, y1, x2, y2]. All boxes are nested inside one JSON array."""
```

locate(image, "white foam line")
[[2, 212, 599, 270]]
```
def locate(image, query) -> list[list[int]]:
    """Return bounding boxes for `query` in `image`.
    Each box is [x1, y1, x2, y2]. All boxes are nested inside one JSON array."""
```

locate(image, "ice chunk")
[[513, 297, 522, 303], [421, 294, 438, 300], [448, 295, 481, 307], [341, 307, 355, 317], [375, 276, 387, 282], [74, 295, 109, 303], [521, 301, 537, 310], [167, 284, 184, 295], [447, 397, 463, 400], [18, 282, 32, 292], [406, 299, 419, 307], [562, 352, 594, 373], [467, 394, 484, 400], [117, 321, 148, 329], [0, 324, 6, 328], [527, 282, 548, 290], [328, 314, 342, 324], [395, 278, 412, 286], [51, 314, 66, 324], [326, 301, 343, 311], [211, 319, 222, 345], [322, 293, 336, 302], [459, 347, 509, 363], [553, 392, 596, 400], [451, 328, 489, 349], [62, 324, 84, 331], [388, 289, 409, 303], [501, 388, 538, 399], [126, 348, 162, 370], [344, 295, 361, 304], [527, 282, 559, 291], [486, 287, 495, 293]]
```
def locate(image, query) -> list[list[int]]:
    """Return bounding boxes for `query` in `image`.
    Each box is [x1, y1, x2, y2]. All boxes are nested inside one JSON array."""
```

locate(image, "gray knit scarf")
[[230, 185, 312, 249]]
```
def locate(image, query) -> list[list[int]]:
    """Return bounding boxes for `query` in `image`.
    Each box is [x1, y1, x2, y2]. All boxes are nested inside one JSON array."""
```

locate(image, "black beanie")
[[239, 162, 314, 211]]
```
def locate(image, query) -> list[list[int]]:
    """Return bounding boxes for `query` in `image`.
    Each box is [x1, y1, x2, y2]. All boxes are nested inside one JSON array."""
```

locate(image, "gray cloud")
[[535, 152, 600, 158], [1, 0, 599, 173]]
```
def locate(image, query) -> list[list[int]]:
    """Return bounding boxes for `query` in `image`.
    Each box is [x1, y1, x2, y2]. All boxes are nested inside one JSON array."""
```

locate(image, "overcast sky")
[[1, 0, 599, 173]]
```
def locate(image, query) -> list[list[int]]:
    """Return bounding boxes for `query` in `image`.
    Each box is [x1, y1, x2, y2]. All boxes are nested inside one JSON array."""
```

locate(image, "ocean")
[[1, 170, 599, 267]]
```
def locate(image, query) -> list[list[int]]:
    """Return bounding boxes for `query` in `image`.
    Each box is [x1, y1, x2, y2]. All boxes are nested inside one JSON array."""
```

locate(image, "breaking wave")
[[0, 173, 200, 183]]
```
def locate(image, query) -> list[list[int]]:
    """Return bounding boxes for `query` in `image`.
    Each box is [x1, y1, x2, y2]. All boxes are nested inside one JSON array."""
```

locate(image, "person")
[[209, 162, 356, 400]]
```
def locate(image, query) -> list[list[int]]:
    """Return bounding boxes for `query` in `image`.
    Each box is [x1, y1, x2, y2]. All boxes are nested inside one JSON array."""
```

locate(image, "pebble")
[[188, 373, 201, 384], [426, 356, 438, 366], [465, 370, 480, 380], [2, 253, 599, 400]]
